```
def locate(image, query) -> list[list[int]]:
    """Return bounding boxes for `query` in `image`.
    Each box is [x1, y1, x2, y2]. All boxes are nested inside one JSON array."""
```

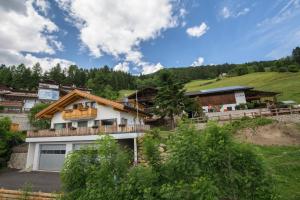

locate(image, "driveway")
[[0, 168, 61, 193]]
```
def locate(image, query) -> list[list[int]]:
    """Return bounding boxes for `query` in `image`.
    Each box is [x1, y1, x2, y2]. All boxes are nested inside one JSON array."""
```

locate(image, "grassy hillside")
[[255, 146, 300, 200], [185, 72, 300, 103]]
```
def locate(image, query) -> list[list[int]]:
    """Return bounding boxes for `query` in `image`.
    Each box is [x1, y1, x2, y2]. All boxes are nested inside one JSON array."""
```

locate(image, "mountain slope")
[[185, 72, 300, 103]]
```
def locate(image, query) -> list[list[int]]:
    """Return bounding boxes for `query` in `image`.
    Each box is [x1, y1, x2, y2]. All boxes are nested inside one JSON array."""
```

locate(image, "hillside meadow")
[[121, 72, 300, 103], [184, 72, 300, 103]]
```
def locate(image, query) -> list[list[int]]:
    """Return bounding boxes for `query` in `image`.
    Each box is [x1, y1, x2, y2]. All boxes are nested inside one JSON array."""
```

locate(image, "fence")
[[191, 108, 300, 123], [0, 188, 59, 200]]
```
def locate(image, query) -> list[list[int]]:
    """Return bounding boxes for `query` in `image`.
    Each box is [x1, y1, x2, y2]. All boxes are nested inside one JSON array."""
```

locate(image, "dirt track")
[[235, 122, 300, 146]]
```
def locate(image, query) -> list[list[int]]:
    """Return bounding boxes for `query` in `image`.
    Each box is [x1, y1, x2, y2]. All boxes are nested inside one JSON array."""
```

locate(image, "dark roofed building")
[[186, 86, 278, 112]]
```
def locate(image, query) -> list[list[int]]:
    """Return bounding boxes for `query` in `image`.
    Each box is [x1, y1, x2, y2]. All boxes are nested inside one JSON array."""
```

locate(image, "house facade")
[[186, 86, 278, 113], [25, 90, 150, 172]]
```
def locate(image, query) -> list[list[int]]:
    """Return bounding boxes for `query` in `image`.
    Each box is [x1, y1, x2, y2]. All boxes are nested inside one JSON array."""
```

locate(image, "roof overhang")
[[36, 90, 150, 119]]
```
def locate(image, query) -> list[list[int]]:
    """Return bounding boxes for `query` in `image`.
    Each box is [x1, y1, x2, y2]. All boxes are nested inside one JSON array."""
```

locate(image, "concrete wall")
[[0, 113, 31, 131]]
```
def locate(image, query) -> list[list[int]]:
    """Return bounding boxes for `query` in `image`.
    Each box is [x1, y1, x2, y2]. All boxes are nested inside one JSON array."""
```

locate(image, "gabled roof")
[[36, 90, 149, 119]]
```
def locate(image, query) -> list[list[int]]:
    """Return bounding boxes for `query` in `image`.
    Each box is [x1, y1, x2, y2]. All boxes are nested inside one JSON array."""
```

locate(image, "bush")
[[287, 64, 299, 72], [0, 117, 24, 168], [61, 122, 277, 200], [28, 103, 50, 129], [278, 67, 288, 72], [235, 103, 247, 110]]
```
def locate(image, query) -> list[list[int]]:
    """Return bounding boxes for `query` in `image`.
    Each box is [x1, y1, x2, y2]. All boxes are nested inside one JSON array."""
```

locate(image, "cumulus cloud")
[[0, 0, 74, 70], [113, 62, 130, 73], [141, 62, 164, 75], [186, 22, 209, 37], [56, 0, 176, 74], [191, 57, 204, 67]]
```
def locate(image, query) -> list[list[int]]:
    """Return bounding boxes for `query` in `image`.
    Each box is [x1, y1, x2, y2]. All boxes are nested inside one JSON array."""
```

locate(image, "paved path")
[[0, 168, 61, 193]]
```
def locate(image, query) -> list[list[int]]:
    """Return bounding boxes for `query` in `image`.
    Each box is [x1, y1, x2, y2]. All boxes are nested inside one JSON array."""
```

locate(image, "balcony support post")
[[134, 137, 138, 165]]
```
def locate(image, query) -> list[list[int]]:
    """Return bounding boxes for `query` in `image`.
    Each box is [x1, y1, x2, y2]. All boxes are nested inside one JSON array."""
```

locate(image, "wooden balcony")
[[62, 107, 97, 120], [27, 125, 151, 138]]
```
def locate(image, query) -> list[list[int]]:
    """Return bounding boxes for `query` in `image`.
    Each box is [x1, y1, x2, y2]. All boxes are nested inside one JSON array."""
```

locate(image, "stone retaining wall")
[[8, 153, 27, 169]]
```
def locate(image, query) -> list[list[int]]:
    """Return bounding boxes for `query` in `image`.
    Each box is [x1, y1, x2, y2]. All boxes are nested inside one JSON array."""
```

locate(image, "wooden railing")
[[27, 125, 151, 138], [62, 107, 97, 120], [0, 188, 59, 200], [191, 108, 300, 123]]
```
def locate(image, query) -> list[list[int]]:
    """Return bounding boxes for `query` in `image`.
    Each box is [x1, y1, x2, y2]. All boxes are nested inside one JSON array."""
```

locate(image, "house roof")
[[36, 89, 149, 119], [185, 86, 253, 97]]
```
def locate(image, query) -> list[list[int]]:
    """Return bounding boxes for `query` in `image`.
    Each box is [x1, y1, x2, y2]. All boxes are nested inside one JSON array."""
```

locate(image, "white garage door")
[[39, 144, 66, 171]]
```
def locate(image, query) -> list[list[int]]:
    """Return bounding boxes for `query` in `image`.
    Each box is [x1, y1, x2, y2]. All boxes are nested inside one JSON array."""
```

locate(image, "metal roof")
[[185, 86, 253, 96]]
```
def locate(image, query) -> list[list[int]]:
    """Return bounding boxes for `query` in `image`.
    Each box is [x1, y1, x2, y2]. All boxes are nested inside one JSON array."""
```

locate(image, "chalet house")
[[185, 86, 278, 112], [0, 84, 39, 112], [128, 86, 278, 114], [25, 90, 150, 172]]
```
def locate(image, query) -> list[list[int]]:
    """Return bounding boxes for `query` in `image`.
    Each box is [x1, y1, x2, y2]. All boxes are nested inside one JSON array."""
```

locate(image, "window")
[[77, 121, 88, 127], [94, 120, 100, 126], [73, 104, 78, 109], [227, 107, 233, 111], [91, 101, 96, 108], [54, 123, 66, 129], [101, 119, 116, 126], [121, 118, 128, 125]]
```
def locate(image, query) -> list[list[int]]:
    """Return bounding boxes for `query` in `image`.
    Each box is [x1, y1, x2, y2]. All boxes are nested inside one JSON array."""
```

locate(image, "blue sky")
[[0, 0, 300, 74]]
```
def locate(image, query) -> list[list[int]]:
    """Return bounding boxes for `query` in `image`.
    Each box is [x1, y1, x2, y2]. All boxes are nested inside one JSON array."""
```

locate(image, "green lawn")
[[184, 72, 300, 103], [254, 145, 300, 200]]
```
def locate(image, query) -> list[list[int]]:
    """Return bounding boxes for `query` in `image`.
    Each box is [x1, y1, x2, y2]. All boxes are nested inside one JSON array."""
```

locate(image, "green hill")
[[119, 72, 300, 103], [185, 72, 300, 103]]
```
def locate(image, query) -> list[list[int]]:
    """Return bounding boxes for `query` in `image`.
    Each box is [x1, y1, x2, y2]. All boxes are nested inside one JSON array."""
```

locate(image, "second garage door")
[[39, 144, 66, 171]]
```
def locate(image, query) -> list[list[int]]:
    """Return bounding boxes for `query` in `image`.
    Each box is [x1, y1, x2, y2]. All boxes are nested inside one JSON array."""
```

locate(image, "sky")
[[0, 0, 300, 75]]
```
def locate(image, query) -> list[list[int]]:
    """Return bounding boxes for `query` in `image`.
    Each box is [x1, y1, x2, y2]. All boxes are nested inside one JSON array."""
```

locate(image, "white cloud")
[[191, 57, 204, 67], [220, 6, 250, 19], [0, 0, 74, 70], [34, 0, 50, 15], [186, 22, 209, 37], [56, 0, 177, 74], [0, 49, 74, 71], [221, 7, 231, 18], [236, 8, 250, 17], [56, 0, 175, 58], [141, 62, 164, 75], [113, 62, 129, 73], [0, 0, 58, 54]]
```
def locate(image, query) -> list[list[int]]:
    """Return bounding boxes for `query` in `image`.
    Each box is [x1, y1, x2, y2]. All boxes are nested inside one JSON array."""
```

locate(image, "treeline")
[[139, 47, 300, 87], [0, 47, 299, 99], [0, 64, 136, 99]]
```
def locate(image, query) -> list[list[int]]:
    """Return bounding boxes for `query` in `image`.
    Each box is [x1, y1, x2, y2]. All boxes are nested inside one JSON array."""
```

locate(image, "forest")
[[0, 47, 299, 99]]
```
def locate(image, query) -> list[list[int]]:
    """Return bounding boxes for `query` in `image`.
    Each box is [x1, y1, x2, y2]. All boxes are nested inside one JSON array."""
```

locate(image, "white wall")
[[234, 91, 247, 104], [23, 99, 39, 111], [50, 98, 142, 128]]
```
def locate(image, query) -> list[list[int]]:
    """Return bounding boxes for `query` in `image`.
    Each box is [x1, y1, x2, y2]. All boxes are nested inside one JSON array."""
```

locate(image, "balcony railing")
[[62, 107, 97, 120], [27, 125, 150, 138]]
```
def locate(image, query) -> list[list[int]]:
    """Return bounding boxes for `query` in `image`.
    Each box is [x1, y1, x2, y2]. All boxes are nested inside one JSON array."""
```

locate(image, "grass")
[[184, 72, 300, 103], [118, 89, 135, 99], [254, 145, 300, 200]]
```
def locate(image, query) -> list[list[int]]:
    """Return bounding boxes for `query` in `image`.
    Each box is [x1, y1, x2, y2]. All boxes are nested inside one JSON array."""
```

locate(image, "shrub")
[[28, 103, 50, 129], [278, 67, 288, 72], [287, 64, 299, 72], [61, 122, 277, 200], [0, 117, 24, 168]]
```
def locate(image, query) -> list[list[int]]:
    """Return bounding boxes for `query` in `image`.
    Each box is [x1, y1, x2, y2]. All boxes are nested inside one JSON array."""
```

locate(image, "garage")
[[39, 144, 66, 171]]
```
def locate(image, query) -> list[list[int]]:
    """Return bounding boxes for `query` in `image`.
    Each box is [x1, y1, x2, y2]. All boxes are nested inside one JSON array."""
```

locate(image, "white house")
[[25, 90, 150, 172]]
